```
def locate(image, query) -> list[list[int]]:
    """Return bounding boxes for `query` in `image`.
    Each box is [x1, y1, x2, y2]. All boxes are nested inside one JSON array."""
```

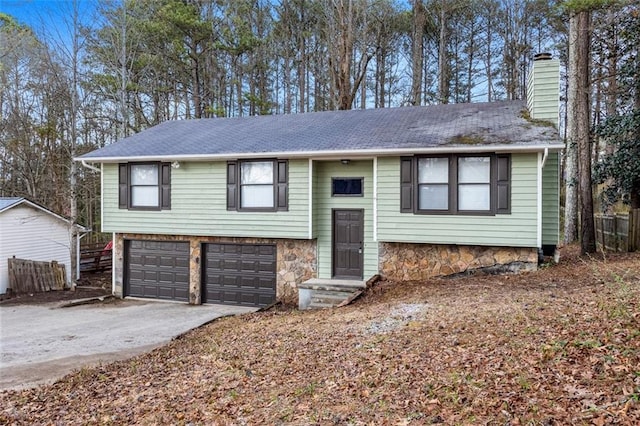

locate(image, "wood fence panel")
[[631, 209, 640, 252], [7, 258, 67, 294], [80, 243, 112, 273], [595, 209, 639, 253]]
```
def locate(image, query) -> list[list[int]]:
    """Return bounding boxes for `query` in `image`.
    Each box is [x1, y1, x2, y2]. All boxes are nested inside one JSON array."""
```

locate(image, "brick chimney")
[[526, 53, 560, 128]]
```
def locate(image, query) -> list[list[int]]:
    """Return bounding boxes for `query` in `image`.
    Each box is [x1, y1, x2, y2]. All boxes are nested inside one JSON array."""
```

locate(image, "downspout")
[[112, 232, 116, 296], [77, 231, 90, 281], [76, 159, 101, 282], [540, 147, 549, 168], [537, 150, 547, 249], [81, 159, 101, 173], [308, 159, 313, 240]]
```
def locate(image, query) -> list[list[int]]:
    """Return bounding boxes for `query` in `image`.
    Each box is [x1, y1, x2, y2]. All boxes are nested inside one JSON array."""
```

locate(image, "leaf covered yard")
[[1, 248, 639, 425]]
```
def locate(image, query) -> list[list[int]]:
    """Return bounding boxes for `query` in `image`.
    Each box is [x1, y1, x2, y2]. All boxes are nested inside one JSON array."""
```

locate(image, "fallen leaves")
[[0, 247, 639, 424]]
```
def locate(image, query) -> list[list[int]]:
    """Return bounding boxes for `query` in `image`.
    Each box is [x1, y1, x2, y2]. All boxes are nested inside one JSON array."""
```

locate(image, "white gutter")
[[74, 144, 566, 164], [373, 157, 378, 242], [308, 159, 313, 240]]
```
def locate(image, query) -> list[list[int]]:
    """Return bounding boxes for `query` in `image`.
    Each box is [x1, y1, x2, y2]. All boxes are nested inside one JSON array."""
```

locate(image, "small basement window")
[[332, 178, 363, 196]]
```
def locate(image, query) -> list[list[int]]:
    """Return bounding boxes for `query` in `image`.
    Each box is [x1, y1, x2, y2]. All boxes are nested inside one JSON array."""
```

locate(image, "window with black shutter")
[[227, 159, 288, 212], [118, 163, 171, 210], [400, 154, 510, 215]]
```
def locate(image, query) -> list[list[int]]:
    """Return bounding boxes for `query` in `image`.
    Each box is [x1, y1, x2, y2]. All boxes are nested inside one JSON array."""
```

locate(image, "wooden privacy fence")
[[7, 258, 67, 294], [80, 242, 112, 273], [595, 209, 640, 253]]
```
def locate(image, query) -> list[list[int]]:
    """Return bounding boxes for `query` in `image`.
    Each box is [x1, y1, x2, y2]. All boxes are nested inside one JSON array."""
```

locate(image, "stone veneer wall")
[[379, 242, 538, 281], [113, 234, 317, 305]]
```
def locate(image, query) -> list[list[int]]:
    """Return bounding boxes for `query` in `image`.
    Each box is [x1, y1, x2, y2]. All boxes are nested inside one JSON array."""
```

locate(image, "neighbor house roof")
[[78, 101, 563, 163], [0, 197, 89, 231], [0, 197, 23, 212]]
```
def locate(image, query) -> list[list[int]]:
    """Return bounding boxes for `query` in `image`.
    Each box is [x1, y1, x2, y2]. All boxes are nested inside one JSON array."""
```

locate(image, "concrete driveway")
[[0, 299, 257, 390]]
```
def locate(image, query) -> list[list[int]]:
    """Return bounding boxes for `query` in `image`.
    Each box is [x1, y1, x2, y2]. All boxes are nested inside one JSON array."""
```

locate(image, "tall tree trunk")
[[573, 10, 596, 254], [298, 1, 306, 113], [632, 43, 640, 209], [438, 3, 449, 104], [69, 0, 80, 284], [564, 12, 579, 245], [410, 0, 425, 106]]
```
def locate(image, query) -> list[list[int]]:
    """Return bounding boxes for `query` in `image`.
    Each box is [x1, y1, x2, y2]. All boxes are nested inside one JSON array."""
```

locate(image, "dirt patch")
[[0, 246, 638, 424], [0, 273, 111, 306]]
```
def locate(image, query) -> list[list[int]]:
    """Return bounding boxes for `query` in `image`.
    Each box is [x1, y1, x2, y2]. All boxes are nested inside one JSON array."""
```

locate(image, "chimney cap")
[[533, 52, 553, 61]]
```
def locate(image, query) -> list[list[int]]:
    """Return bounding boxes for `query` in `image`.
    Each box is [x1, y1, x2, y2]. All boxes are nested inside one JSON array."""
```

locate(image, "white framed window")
[[457, 157, 491, 211], [418, 157, 449, 210], [118, 162, 170, 210], [130, 164, 160, 207], [227, 159, 288, 212], [240, 161, 274, 208], [402, 154, 510, 215]]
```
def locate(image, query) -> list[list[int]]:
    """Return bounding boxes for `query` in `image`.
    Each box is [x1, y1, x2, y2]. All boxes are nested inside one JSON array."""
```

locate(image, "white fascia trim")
[[373, 157, 378, 242], [308, 159, 313, 240], [74, 144, 566, 163], [537, 152, 543, 248]]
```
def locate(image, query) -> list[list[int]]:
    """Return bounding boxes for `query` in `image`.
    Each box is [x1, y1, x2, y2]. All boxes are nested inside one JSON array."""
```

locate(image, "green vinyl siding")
[[526, 59, 560, 127], [102, 160, 309, 239], [313, 160, 377, 279], [542, 152, 560, 245], [377, 154, 539, 247]]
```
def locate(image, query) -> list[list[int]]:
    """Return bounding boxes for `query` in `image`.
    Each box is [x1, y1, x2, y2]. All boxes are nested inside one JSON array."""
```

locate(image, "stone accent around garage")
[[378, 243, 538, 281], [113, 233, 317, 305]]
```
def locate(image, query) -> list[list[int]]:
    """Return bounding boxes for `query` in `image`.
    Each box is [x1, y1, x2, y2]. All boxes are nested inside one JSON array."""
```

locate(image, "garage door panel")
[[125, 240, 189, 302], [204, 243, 276, 307]]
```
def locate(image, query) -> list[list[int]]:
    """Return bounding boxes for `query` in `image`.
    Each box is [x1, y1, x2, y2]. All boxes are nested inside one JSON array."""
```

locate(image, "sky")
[[1, 0, 100, 40]]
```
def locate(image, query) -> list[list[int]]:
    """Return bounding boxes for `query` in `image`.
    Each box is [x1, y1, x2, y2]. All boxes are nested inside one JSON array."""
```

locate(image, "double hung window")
[[227, 159, 288, 211], [118, 163, 171, 210], [401, 154, 510, 215]]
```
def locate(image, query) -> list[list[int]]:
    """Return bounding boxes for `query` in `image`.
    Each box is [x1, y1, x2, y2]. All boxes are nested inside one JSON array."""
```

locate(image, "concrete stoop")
[[298, 278, 367, 310]]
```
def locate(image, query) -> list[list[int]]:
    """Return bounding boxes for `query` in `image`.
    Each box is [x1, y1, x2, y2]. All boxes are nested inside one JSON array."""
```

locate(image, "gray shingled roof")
[[80, 101, 561, 161]]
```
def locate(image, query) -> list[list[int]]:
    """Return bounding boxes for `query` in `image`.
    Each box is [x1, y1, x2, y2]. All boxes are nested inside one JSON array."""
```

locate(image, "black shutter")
[[118, 163, 128, 209], [227, 161, 237, 210], [276, 160, 288, 211], [496, 155, 511, 214], [160, 163, 171, 210], [400, 157, 414, 213]]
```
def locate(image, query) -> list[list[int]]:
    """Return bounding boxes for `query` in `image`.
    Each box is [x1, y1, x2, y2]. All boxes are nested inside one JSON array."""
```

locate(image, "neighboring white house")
[[0, 197, 89, 294]]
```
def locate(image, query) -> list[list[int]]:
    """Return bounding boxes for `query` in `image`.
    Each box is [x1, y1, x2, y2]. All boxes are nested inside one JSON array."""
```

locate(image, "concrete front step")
[[299, 278, 368, 310]]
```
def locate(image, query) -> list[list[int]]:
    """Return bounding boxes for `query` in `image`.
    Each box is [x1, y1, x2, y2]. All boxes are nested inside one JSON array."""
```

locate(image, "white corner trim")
[[373, 157, 378, 242], [100, 163, 104, 233], [308, 159, 313, 240]]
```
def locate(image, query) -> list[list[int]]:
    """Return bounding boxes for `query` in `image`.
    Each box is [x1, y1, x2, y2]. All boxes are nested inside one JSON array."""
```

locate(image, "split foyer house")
[[78, 56, 562, 308]]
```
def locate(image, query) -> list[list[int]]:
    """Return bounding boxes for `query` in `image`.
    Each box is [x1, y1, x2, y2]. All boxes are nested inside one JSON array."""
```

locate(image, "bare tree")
[[323, 0, 375, 110]]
